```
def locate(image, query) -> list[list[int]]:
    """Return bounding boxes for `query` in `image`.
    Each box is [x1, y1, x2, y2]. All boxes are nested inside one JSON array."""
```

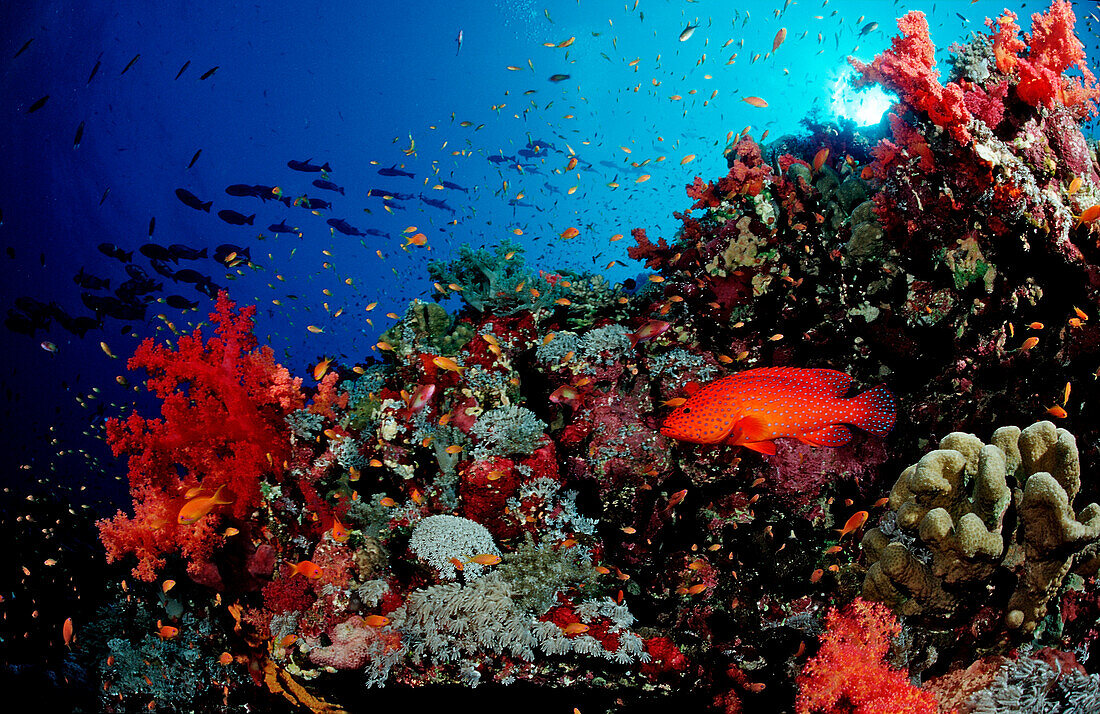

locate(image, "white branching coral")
[[408, 514, 500, 581]]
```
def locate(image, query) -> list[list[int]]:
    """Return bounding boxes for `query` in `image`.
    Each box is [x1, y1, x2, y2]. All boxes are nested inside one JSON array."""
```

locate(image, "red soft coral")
[[850, 11, 972, 144], [97, 293, 307, 581], [795, 598, 940, 714]]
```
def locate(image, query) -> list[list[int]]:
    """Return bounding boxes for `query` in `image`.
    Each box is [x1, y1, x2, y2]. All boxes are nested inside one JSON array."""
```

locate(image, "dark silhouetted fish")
[[420, 195, 455, 213], [124, 264, 150, 281], [116, 276, 162, 300], [99, 188, 110, 205], [87, 56, 102, 84], [13, 39, 34, 59], [326, 218, 365, 236], [367, 188, 414, 200], [97, 243, 132, 262], [120, 54, 140, 75], [364, 228, 390, 238], [26, 95, 49, 113], [299, 197, 330, 210], [518, 149, 539, 158], [148, 216, 156, 237], [312, 179, 345, 195], [225, 184, 261, 198], [199, 66, 219, 80], [172, 268, 208, 284], [166, 295, 199, 310], [487, 154, 516, 165], [548, 74, 570, 82], [149, 258, 177, 279], [54, 309, 100, 337], [252, 185, 277, 201], [440, 181, 468, 192], [175, 60, 190, 79], [168, 244, 208, 261], [377, 165, 415, 178], [187, 149, 202, 169], [5, 310, 38, 337], [527, 139, 555, 151], [214, 244, 250, 264], [194, 280, 220, 298], [74, 268, 110, 290], [288, 158, 331, 172], [217, 210, 254, 225], [268, 221, 298, 234], [73, 121, 85, 148], [175, 188, 212, 211], [139, 243, 175, 262]]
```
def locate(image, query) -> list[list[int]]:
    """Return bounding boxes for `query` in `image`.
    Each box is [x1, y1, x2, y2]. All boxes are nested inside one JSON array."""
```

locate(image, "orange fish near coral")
[[177, 485, 233, 525], [660, 367, 895, 455], [287, 560, 323, 579]]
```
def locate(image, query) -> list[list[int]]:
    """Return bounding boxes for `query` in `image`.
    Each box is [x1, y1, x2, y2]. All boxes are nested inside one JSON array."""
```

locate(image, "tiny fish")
[[120, 54, 140, 75], [199, 66, 219, 80], [26, 95, 49, 113], [742, 96, 768, 108], [679, 23, 699, 42], [87, 57, 101, 84], [186, 149, 202, 169], [836, 510, 868, 538], [73, 121, 85, 148], [13, 38, 34, 59], [175, 60, 191, 80]]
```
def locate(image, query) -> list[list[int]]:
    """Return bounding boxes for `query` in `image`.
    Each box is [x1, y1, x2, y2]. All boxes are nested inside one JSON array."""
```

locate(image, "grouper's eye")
[[682, 407, 691, 414]]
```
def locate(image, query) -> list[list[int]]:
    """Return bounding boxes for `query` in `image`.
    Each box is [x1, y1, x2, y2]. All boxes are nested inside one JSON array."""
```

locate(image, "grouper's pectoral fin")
[[725, 416, 775, 455]]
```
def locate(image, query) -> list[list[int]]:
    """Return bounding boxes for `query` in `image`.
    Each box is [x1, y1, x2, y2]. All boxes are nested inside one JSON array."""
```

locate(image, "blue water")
[[0, 0, 1094, 506]]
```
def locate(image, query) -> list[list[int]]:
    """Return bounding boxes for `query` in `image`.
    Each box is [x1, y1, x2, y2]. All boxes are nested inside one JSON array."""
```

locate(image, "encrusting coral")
[[863, 420, 1100, 633]]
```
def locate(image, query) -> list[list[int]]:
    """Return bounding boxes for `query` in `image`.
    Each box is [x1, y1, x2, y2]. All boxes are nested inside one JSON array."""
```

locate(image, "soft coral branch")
[[98, 293, 306, 581]]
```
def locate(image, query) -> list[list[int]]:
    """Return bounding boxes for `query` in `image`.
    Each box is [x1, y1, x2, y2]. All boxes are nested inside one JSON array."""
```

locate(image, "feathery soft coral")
[[795, 598, 941, 714], [850, 11, 972, 144], [98, 292, 306, 581]]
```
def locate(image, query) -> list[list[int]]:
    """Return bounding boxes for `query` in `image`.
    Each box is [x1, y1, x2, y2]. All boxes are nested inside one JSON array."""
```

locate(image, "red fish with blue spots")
[[659, 367, 895, 455]]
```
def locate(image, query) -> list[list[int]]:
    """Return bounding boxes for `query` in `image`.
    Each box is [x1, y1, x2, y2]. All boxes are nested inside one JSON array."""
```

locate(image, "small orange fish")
[[621, 526, 637, 535], [561, 226, 580, 239], [836, 510, 869, 538], [1074, 306, 1089, 321], [566, 156, 578, 171], [63, 617, 73, 649], [379, 497, 397, 507], [465, 553, 502, 566], [824, 545, 842, 555], [742, 96, 768, 108], [313, 357, 333, 381], [549, 384, 580, 405], [432, 355, 465, 375], [331, 517, 350, 543], [157, 622, 179, 639], [668, 489, 688, 508], [681, 154, 696, 165], [1019, 337, 1039, 352], [685, 583, 707, 595], [287, 560, 323, 579], [772, 27, 787, 52], [279, 634, 298, 648], [812, 148, 829, 172], [1068, 177, 1082, 195], [363, 615, 391, 627], [1076, 204, 1100, 228], [661, 367, 895, 454], [1046, 405, 1068, 418], [449, 557, 465, 571], [860, 166, 874, 180], [177, 484, 233, 525], [629, 319, 671, 348], [162, 580, 176, 593], [810, 568, 824, 583], [1028, 322, 1044, 330], [218, 652, 234, 665], [663, 397, 687, 407], [562, 622, 589, 635], [408, 383, 436, 413]]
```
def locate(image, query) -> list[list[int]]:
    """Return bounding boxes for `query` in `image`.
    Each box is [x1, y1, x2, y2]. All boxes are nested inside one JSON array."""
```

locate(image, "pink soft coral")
[[796, 599, 941, 714], [850, 11, 972, 144], [98, 293, 306, 581]]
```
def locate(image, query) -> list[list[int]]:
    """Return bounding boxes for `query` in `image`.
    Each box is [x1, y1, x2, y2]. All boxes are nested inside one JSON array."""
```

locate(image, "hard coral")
[[863, 421, 1100, 633]]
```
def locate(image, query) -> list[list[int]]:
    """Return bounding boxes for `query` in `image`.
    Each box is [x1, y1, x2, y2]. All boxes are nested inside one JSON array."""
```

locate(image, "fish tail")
[[202, 201, 212, 212], [847, 385, 896, 436], [198, 248, 208, 259], [246, 214, 255, 225]]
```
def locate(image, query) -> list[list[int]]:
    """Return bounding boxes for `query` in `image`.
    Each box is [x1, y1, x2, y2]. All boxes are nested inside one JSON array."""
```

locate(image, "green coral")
[[497, 535, 599, 615], [470, 405, 547, 459], [379, 299, 473, 356], [427, 240, 546, 315]]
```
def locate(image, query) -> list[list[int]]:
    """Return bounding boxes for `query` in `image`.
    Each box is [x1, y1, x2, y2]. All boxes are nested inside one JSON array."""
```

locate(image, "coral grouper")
[[660, 367, 895, 454]]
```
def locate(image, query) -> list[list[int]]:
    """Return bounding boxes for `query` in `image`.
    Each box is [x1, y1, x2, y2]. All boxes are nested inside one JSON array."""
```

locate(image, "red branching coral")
[[98, 292, 306, 581], [850, 11, 972, 144], [986, 2, 1100, 118], [795, 598, 940, 714], [641, 636, 688, 677]]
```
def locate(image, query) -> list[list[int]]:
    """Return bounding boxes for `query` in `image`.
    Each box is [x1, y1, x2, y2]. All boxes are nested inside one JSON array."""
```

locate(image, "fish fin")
[[847, 385, 896, 436], [798, 424, 852, 447], [771, 367, 854, 397], [730, 415, 770, 443], [740, 440, 776, 455]]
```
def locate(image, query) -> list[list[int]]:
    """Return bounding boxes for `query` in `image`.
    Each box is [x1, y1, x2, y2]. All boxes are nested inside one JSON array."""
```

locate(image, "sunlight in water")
[[829, 66, 896, 126]]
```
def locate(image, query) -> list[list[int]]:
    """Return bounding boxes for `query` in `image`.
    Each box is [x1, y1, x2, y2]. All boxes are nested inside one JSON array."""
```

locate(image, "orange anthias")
[[659, 367, 895, 455]]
